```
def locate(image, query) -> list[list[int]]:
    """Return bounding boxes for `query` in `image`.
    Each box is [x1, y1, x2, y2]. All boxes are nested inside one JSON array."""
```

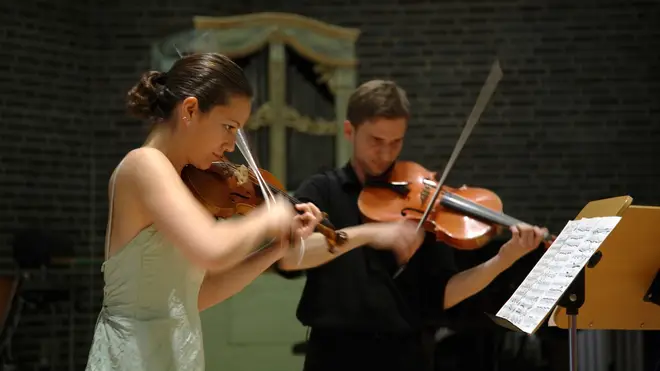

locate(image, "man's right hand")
[[370, 220, 425, 265]]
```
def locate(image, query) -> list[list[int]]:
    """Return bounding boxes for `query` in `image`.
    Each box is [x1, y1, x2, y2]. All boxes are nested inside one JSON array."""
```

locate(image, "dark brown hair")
[[126, 53, 253, 123], [346, 80, 410, 127]]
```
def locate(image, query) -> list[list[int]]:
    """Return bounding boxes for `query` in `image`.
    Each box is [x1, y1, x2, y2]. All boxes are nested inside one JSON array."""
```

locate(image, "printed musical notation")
[[495, 216, 622, 334]]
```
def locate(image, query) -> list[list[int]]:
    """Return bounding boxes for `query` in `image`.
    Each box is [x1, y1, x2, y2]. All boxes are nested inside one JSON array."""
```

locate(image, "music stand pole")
[[557, 250, 602, 371], [568, 306, 578, 371]]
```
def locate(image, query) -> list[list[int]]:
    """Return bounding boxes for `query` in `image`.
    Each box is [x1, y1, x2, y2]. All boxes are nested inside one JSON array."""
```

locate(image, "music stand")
[[488, 195, 660, 371]]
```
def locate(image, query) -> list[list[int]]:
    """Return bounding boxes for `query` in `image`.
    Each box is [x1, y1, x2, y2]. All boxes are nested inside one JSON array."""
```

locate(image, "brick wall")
[[1, 0, 659, 369], [0, 0, 248, 368], [0, 1, 92, 266], [263, 0, 660, 232], [0, 0, 95, 367]]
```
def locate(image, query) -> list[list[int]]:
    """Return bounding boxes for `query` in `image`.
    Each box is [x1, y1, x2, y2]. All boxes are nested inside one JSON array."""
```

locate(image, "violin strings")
[[235, 129, 275, 208], [436, 188, 522, 227], [217, 161, 302, 206]]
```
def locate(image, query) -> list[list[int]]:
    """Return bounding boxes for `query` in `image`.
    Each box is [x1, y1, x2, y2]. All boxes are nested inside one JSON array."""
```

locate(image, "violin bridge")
[[422, 179, 437, 187], [420, 182, 432, 206]]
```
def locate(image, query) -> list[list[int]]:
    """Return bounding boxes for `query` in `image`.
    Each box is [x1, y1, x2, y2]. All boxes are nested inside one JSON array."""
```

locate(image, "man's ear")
[[343, 120, 354, 141]]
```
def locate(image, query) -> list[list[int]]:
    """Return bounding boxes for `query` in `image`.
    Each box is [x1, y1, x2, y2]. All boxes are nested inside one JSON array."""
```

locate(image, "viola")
[[181, 161, 348, 250], [357, 161, 555, 251]]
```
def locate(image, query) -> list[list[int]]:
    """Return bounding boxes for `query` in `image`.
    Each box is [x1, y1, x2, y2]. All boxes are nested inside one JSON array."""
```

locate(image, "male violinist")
[[276, 80, 548, 371]]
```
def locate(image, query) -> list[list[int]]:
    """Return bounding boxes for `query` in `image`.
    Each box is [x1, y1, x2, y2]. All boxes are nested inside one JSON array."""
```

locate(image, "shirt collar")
[[337, 161, 361, 190], [337, 160, 397, 191]]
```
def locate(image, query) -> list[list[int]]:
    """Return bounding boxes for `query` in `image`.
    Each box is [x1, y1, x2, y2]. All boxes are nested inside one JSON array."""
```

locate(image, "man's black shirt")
[[285, 162, 458, 370]]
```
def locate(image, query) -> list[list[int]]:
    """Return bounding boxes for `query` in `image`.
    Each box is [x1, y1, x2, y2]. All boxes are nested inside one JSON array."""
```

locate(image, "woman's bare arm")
[[277, 225, 378, 270], [122, 147, 285, 271], [198, 245, 285, 311], [278, 220, 425, 271]]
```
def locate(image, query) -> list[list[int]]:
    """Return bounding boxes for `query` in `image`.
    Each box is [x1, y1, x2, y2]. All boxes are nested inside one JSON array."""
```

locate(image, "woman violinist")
[[85, 53, 420, 371]]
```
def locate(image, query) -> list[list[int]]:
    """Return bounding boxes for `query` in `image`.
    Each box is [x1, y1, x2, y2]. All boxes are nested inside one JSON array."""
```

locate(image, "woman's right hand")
[[257, 195, 298, 239], [369, 220, 425, 265]]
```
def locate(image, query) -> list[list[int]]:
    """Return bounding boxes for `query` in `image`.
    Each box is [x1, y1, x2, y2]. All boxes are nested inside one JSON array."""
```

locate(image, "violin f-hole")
[[401, 207, 425, 218], [229, 192, 251, 201]]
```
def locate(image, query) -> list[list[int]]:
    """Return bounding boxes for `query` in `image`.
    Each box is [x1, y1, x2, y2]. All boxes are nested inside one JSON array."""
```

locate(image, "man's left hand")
[[497, 223, 548, 266]]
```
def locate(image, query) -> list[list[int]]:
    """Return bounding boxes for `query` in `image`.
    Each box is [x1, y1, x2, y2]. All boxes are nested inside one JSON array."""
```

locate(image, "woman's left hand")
[[292, 202, 324, 240]]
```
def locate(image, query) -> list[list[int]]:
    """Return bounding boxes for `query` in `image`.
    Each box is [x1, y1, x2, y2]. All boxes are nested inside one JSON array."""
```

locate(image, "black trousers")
[[302, 328, 435, 371]]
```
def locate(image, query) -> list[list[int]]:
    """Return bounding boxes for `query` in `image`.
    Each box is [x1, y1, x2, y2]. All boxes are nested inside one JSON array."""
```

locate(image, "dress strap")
[[102, 159, 125, 271]]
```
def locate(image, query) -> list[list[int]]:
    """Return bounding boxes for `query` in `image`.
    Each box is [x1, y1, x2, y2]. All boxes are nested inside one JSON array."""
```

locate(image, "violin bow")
[[394, 59, 504, 278], [235, 129, 277, 205], [236, 127, 306, 257]]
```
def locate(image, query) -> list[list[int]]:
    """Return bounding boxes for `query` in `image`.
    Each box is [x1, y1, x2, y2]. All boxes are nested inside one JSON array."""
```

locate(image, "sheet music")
[[495, 216, 621, 334]]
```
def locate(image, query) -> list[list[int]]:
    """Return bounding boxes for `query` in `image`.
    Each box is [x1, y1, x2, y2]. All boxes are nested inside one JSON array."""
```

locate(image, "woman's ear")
[[181, 97, 199, 123]]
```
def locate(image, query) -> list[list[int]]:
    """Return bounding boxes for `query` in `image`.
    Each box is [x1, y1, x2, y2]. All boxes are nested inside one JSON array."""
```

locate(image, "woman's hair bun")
[[125, 53, 254, 125], [126, 71, 166, 121]]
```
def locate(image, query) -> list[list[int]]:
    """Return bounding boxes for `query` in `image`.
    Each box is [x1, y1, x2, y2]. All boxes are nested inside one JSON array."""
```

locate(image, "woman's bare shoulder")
[[110, 147, 178, 189], [122, 147, 174, 174], [105, 148, 178, 254], [108, 147, 184, 217]]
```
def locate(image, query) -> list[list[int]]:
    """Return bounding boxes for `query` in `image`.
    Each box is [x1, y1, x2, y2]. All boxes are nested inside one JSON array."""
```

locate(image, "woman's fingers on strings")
[[295, 202, 323, 222], [294, 203, 312, 213], [309, 203, 323, 221], [294, 211, 314, 227]]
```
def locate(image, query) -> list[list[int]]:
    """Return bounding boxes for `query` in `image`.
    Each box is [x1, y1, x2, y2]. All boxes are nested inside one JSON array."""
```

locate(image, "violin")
[[357, 161, 555, 251], [181, 160, 348, 250], [356, 60, 554, 255]]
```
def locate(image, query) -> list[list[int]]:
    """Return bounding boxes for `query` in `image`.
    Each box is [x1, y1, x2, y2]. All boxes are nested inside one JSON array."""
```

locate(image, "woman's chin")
[[204, 160, 218, 170], [189, 158, 213, 170], [200, 154, 224, 169]]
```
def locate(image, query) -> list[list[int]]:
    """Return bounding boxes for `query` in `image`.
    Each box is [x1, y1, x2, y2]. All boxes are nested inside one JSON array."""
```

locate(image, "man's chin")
[[369, 164, 393, 176], [364, 169, 387, 180]]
